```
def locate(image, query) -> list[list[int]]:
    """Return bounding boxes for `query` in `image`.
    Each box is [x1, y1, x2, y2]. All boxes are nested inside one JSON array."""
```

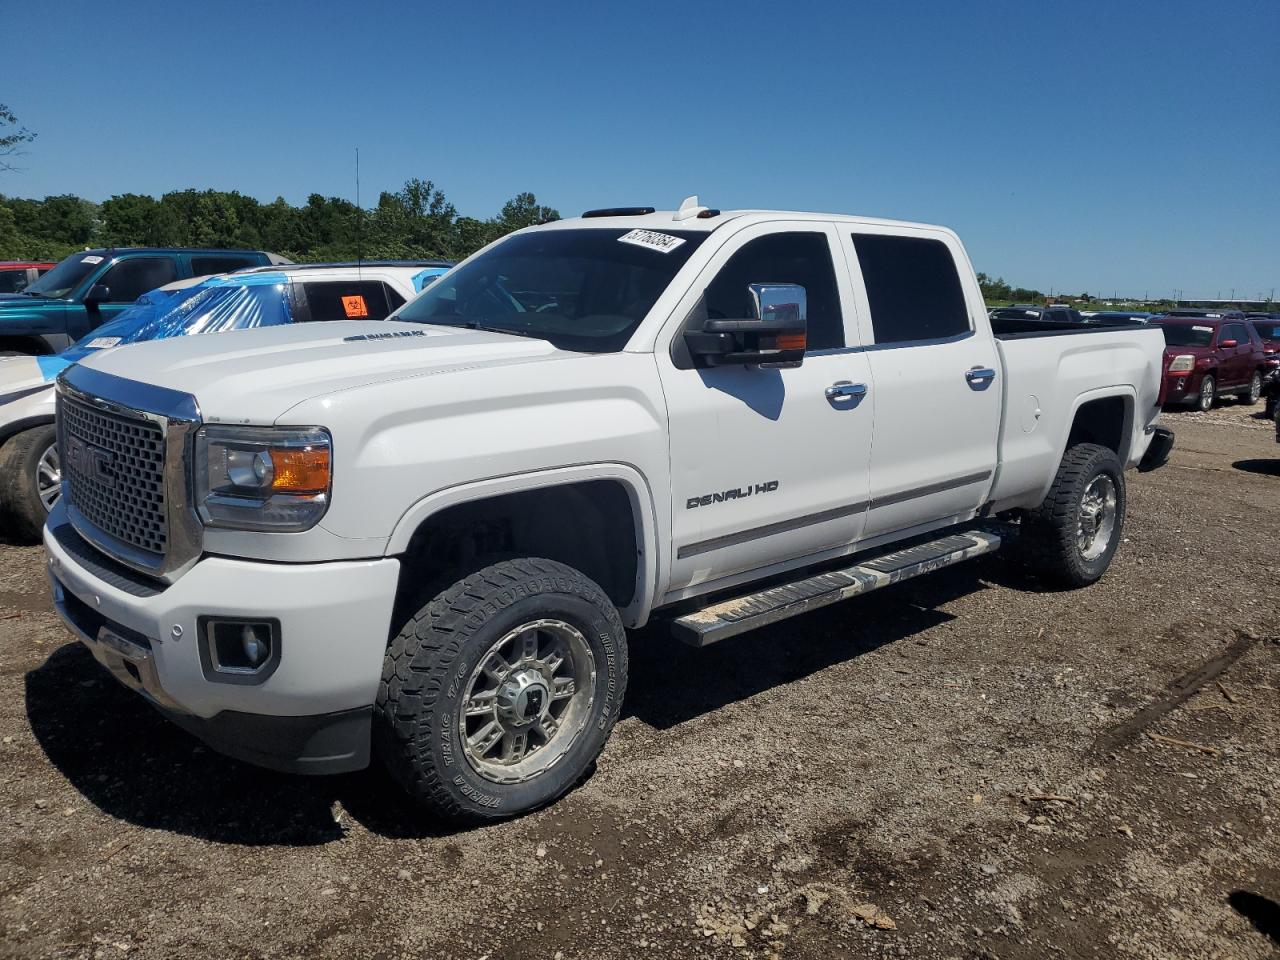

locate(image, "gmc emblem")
[[66, 435, 116, 488]]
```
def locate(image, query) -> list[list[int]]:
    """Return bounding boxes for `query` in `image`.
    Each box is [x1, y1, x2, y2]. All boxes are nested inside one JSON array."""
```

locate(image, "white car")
[[44, 198, 1172, 821], [0, 262, 449, 540]]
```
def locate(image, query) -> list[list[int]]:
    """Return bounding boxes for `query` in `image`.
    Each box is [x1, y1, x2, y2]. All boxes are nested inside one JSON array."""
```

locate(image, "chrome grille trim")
[[60, 394, 168, 554], [56, 365, 203, 583]]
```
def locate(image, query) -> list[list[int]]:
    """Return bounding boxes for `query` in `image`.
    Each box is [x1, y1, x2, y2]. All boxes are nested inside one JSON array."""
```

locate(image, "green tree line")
[[0, 178, 560, 263]]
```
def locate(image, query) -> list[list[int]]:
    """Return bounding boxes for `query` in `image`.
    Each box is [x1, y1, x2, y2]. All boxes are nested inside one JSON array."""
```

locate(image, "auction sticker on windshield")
[[618, 229, 686, 254], [1193, 325, 1213, 332], [85, 337, 121, 349], [81, 255, 104, 265]]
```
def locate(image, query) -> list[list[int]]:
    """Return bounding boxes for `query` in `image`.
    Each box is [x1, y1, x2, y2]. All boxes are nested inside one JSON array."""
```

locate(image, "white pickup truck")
[[44, 199, 1174, 821]]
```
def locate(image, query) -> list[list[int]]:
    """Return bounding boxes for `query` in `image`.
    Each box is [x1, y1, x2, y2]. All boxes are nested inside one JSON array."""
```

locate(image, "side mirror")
[[85, 284, 111, 305], [684, 283, 808, 368], [1218, 339, 1238, 349]]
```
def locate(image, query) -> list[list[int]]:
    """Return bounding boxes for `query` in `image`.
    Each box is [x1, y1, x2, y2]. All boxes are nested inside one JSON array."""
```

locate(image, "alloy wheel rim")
[[1200, 378, 1214, 410], [36, 443, 61, 512], [1076, 474, 1118, 561], [459, 618, 596, 784]]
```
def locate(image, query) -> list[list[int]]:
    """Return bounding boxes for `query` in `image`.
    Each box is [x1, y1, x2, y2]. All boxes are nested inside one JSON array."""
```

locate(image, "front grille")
[[60, 394, 168, 556]]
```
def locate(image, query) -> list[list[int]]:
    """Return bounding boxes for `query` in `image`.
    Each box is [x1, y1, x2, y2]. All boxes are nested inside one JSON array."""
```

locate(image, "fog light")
[[198, 617, 281, 683]]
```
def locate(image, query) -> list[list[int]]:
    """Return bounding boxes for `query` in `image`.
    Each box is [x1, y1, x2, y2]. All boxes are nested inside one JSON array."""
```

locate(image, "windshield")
[[1159, 323, 1214, 347], [394, 228, 707, 352], [24, 253, 104, 299], [62, 276, 293, 362]]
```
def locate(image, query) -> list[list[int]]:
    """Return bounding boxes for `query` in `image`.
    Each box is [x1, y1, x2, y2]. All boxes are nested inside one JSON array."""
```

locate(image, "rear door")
[[841, 230, 1001, 542], [657, 222, 875, 594]]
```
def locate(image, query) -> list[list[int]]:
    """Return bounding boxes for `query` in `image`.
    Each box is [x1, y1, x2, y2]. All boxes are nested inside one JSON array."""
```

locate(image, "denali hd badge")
[[686, 481, 778, 509]]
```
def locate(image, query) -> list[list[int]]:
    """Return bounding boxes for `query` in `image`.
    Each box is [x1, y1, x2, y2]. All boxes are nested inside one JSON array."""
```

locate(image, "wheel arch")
[[0, 414, 55, 448], [1062, 387, 1136, 467], [385, 464, 660, 628]]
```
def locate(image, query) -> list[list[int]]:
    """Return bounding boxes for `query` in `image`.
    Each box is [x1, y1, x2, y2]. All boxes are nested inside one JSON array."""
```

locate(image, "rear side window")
[[704, 232, 844, 350], [301, 280, 394, 322], [98, 257, 179, 303], [852, 234, 970, 344], [191, 255, 259, 275], [0, 268, 28, 294]]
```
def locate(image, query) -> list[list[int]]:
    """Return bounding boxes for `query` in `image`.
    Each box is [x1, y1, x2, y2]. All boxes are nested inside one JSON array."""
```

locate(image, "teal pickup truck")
[[0, 247, 287, 354]]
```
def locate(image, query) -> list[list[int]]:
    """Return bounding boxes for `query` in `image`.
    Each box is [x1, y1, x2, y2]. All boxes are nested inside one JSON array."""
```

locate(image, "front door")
[[841, 230, 1001, 542], [76, 256, 180, 338], [657, 222, 874, 595]]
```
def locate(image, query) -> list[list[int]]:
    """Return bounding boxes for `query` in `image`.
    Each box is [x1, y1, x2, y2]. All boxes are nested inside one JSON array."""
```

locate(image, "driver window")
[[98, 257, 178, 303], [704, 233, 844, 349]]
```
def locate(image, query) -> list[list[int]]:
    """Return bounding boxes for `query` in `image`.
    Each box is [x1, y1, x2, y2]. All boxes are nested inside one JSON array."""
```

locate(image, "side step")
[[670, 530, 1001, 647]]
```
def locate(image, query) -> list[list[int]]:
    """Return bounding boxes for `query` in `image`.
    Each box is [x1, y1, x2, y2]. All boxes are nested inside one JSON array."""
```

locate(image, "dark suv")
[[0, 247, 286, 354], [1156, 314, 1268, 411], [1247, 314, 1280, 416]]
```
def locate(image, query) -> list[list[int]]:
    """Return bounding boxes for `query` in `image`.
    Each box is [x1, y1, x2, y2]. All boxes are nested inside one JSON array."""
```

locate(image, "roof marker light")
[[673, 195, 710, 221]]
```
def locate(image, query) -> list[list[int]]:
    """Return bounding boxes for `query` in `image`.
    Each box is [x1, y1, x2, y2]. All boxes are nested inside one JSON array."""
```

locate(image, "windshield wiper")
[[425, 317, 547, 341]]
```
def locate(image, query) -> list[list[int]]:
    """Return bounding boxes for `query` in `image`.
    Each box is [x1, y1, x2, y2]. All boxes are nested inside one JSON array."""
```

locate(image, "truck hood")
[[75, 320, 574, 423]]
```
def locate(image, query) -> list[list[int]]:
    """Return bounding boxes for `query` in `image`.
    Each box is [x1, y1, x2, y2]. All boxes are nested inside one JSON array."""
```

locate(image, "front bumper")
[[1163, 370, 1202, 404], [44, 504, 401, 774]]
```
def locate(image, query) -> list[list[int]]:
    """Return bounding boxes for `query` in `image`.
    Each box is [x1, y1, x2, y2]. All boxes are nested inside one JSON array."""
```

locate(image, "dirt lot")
[[1, 404, 1277, 960]]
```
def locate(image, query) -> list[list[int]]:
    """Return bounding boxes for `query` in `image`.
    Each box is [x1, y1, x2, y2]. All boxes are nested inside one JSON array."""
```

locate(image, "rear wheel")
[[0, 424, 59, 542], [1196, 374, 1216, 412], [1014, 442, 1126, 588], [374, 557, 628, 822], [1238, 370, 1262, 405]]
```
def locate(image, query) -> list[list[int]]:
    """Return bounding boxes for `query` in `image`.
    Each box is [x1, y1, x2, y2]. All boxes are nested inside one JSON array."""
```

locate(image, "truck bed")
[[987, 320, 1166, 514], [990, 315, 1150, 339]]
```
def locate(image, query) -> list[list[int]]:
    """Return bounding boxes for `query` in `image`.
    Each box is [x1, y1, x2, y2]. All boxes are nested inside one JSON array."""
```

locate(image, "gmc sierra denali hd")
[[44, 198, 1174, 821]]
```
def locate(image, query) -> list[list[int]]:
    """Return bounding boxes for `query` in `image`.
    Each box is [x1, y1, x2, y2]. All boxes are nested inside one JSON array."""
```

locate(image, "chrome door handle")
[[825, 381, 868, 401], [965, 366, 997, 390]]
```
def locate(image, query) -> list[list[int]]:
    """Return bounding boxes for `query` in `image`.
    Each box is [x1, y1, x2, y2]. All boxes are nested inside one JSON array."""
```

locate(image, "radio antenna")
[[355, 146, 363, 278]]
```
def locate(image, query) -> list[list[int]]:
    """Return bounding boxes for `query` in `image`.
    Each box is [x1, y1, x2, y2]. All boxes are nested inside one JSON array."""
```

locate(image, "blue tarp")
[[60, 273, 293, 365]]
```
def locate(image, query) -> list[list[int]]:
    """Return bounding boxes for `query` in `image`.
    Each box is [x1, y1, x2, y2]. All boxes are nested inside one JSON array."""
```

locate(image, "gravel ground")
[[1, 403, 1277, 960]]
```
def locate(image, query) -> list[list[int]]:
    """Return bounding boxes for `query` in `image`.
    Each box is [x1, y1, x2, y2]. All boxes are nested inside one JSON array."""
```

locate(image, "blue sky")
[[5, 0, 1277, 298]]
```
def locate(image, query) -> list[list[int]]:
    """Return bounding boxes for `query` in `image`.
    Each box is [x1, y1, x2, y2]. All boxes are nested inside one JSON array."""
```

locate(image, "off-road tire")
[[1196, 374, 1216, 412], [1014, 442, 1126, 588], [374, 557, 628, 823], [1237, 371, 1262, 405], [0, 425, 58, 543]]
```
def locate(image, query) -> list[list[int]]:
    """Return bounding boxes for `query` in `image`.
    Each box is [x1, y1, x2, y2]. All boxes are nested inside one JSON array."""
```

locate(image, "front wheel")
[[374, 557, 628, 822], [0, 424, 59, 542], [1014, 442, 1126, 588], [1238, 371, 1262, 405], [1196, 374, 1216, 412]]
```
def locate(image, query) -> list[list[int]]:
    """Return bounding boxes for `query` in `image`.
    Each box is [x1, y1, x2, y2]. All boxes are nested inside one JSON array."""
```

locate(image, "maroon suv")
[[1157, 315, 1268, 411]]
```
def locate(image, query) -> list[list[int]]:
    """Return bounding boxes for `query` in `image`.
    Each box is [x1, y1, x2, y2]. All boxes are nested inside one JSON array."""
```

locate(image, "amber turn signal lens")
[[269, 446, 331, 493], [776, 333, 807, 351]]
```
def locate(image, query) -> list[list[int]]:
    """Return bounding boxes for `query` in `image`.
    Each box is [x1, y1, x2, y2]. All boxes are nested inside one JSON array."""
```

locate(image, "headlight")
[[194, 425, 331, 531], [1167, 354, 1195, 373]]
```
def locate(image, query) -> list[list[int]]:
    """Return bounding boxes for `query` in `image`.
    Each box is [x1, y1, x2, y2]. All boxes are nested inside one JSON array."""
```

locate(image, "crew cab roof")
[[536, 208, 953, 235], [235, 259, 453, 274]]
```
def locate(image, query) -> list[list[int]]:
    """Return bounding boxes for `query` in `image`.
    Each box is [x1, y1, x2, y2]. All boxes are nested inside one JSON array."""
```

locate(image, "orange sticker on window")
[[341, 295, 368, 318]]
